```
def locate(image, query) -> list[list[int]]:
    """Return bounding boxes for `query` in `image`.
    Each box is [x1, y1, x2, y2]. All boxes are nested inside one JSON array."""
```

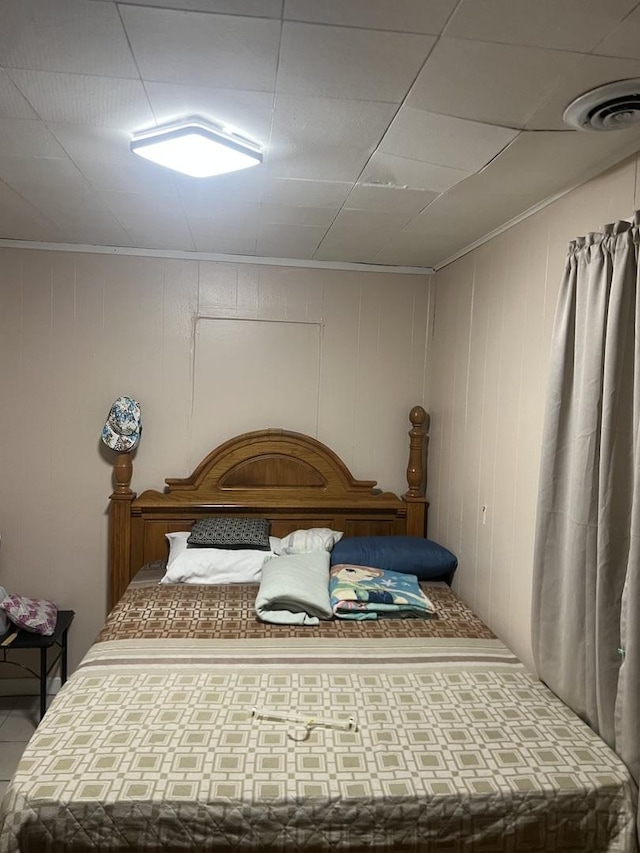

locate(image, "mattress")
[[0, 571, 637, 852]]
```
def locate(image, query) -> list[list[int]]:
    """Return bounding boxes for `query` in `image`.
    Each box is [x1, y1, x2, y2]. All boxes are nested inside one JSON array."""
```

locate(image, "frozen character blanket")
[[329, 564, 437, 620]]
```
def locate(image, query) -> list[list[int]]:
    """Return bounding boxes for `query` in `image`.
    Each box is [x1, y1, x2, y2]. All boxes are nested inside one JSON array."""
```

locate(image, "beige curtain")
[[533, 215, 640, 814]]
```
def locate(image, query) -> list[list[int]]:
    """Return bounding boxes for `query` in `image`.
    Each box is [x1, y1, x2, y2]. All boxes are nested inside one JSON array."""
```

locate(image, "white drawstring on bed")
[[250, 706, 358, 741]]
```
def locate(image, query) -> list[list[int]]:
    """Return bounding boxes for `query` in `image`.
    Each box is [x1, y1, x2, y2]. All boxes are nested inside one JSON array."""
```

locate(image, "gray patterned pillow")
[[187, 517, 271, 550]]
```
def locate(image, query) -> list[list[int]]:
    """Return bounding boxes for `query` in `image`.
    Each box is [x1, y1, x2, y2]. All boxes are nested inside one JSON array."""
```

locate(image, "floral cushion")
[[0, 594, 58, 636]]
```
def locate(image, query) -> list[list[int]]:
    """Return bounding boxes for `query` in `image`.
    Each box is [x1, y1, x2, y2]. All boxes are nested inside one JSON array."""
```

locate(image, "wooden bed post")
[[404, 405, 429, 537], [108, 452, 135, 611]]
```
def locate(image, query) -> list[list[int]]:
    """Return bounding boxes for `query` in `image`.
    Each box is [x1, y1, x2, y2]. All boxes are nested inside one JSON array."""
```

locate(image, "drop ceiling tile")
[[74, 156, 180, 195], [256, 223, 326, 258], [445, 0, 637, 53], [267, 142, 373, 182], [118, 212, 196, 251], [41, 208, 134, 247], [0, 70, 39, 120], [380, 108, 519, 172], [47, 123, 133, 163], [100, 0, 281, 15], [0, 0, 138, 78], [193, 236, 258, 256], [261, 178, 353, 208], [98, 190, 185, 221], [268, 94, 395, 180], [336, 208, 414, 233], [345, 184, 437, 215], [106, 198, 190, 231], [374, 248, 438, 267], [260, 203, 337, 227], [0, 181, 64, 241], [448, 127, 640, 201], [0, 155, 87, 190], [145, 83, 273, 144], [188, 218, 259, 254], [179, 197, 263, 227], [373, 229, 445, 266], [361, 151, 470, 192], [276, 22, 435, 102], [0, 118, 66, 157], [120, 5, 281, 91], [316, 231, 391, 257], [175, 170, 266, 204], [527, 54, 640, 130], [284, 0, 458, 34], [7, 70, 154, 130], [320, 209, 412, 254], [271, 94, 395, 150], [407, 39, 582, 128], [313, 243, 381, 263], [594, 5, 640, 59], [7, 181, 107, 213]]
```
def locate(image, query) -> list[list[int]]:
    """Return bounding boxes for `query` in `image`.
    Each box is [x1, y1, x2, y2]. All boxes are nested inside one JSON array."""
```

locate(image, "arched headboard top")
[[144, 428, 383, 506]]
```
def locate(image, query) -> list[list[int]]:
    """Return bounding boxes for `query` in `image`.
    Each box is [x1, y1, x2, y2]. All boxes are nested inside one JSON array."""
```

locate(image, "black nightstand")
[[0, 610, 74, 720]]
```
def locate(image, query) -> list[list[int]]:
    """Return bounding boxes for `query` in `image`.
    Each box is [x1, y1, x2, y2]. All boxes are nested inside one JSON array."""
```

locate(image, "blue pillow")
[[330, 536, 457, 582]]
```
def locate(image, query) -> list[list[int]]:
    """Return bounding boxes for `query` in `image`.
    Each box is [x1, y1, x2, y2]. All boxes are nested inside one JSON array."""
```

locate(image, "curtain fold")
[[532, 214, 640, 826]]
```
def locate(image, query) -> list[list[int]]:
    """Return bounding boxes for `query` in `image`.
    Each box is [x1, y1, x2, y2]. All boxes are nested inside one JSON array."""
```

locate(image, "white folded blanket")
[[255, 552, 332, 625]]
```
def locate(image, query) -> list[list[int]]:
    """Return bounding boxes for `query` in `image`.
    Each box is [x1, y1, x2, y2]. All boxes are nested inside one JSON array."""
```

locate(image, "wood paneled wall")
[[427, 153, 640, 671], [0, 253, 431, 668]]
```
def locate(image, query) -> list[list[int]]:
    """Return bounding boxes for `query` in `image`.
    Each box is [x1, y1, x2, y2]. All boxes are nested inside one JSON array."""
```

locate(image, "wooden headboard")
[[108, 406, 430, 609]]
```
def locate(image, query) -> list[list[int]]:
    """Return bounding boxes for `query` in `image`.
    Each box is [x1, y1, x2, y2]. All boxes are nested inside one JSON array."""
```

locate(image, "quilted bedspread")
[[0, 582, 637, 851]]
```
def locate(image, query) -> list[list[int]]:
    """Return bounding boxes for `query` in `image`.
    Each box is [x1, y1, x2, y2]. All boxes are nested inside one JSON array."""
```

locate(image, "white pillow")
[[268, 535, 282, 553], [166, 532, 190, 566], [160, 547, 270, 584], [275, 528, 344, 555]]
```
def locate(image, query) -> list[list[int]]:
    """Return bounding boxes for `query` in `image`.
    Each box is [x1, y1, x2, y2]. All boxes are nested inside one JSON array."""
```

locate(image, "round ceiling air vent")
[[563, 79, 640, 131]]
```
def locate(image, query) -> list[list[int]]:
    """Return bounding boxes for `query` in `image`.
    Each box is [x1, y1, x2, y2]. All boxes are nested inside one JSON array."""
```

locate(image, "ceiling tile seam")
[[587, 0, 640, 55], [0, 240, 434, 275], [115, 2, 149, 95], [2, 71, 49, 126], [400, 105, 527, 135], [433, 32, 595, 59], [266, 8, 286, 169], [114, 2, 281, 22], [279, 19, 443, 37], [1, 65, 140, 84], [115, 4, 445, 36]]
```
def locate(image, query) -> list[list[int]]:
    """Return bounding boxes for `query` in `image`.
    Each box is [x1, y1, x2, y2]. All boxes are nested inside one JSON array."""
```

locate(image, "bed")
[[0, 407, 637, 852]]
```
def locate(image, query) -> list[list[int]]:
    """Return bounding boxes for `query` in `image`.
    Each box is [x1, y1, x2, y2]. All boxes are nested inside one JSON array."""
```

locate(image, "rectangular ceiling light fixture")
[[130, 118, 263, 178]]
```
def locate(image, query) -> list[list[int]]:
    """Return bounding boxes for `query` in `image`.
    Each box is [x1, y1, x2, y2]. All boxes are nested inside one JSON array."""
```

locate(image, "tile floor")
[[0, 696, 39, 797]]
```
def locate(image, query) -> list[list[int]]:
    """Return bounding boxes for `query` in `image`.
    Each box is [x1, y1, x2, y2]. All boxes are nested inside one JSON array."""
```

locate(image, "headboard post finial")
[[405, 405, 429, 498], [113, 452, 133, 494]]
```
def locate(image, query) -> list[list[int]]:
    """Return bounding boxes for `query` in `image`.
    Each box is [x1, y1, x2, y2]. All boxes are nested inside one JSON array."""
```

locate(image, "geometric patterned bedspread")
[[96, 573, 498, 643], [0, 579, 637, 852]]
